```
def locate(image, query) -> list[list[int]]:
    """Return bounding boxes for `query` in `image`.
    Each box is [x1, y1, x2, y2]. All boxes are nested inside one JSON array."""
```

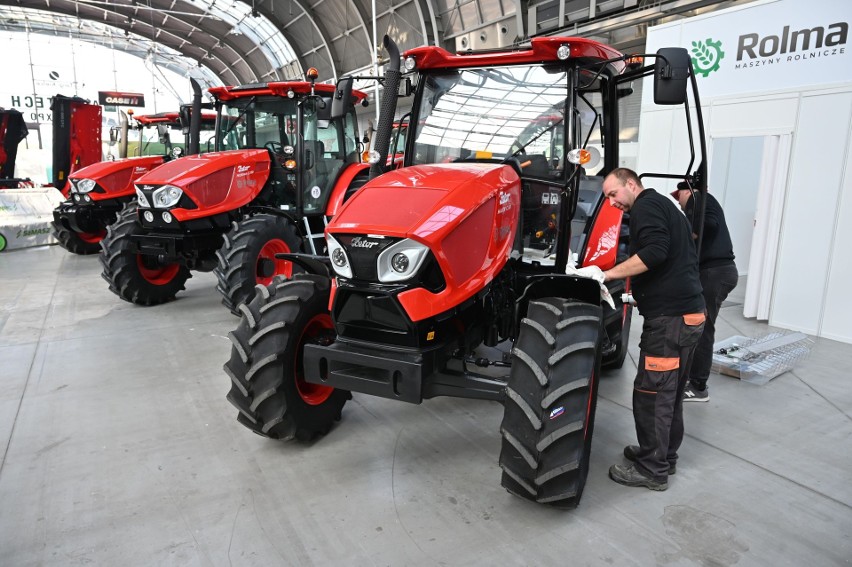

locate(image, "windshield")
[[412, 65, 569, 180], [129, 124, 183, 157], [217, 96, 299, 151]]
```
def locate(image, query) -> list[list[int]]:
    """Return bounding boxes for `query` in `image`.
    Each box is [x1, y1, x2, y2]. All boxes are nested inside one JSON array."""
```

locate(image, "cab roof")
[[135, 111, 217, 126], [208, 81, 368, 103], [403, 36, 626, 75]]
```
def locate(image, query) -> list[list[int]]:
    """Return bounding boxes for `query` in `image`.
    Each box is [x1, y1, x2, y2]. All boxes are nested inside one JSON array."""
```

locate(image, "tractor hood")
[[327, 163, 521, 311], [330, 163, 520, 240], [69, 155, 165, 198], [134, 149, 269, 188], [134, 149, 272, 221]]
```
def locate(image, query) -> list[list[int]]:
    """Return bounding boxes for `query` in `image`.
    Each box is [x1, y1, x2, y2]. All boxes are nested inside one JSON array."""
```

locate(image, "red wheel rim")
[[256, 239, 292, 286], [136, 255, 181, 285], [78, 230, 106, 244], [294, 314, 335, 405]]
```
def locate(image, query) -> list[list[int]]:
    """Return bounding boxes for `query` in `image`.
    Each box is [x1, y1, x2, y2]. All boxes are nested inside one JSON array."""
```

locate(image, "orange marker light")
[[306, 67, 319, 80]]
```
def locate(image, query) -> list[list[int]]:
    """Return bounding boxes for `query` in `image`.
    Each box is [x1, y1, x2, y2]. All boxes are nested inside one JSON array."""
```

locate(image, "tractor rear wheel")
[[224, 274, 350, 441], [99, 203, 191, 305], [52, 222, 105, 255], [215, 214, 303, 316], [499, 299, 603, 509]]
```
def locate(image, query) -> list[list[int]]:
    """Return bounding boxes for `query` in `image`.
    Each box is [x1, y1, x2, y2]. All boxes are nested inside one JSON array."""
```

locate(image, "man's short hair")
[[607, 167, 643, 189]]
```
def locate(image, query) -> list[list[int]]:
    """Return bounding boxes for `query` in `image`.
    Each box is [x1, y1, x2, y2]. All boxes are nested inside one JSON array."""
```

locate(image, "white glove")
[[565, 264, 615, 309]]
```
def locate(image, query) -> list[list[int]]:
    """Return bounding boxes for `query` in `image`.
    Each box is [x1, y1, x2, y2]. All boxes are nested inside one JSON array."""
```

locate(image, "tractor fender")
[[325, 163, 370, 216], [515, 274, 603, 327]]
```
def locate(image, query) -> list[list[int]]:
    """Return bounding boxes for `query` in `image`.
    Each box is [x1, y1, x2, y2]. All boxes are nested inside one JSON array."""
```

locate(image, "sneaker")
[[683, 382, 709, 402], [623, 445, 676, 475], [608, 463, 668, 491]]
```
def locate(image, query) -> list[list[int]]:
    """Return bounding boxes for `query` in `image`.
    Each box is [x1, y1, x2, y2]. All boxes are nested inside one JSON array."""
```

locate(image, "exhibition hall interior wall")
[[1, 31, 193, 182], [638, 0, 852, 344]]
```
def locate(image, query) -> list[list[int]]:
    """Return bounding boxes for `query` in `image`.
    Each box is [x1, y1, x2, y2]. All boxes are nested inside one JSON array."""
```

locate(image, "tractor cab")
[[208, 78, 365, 217], [130, 110, 217, 159]]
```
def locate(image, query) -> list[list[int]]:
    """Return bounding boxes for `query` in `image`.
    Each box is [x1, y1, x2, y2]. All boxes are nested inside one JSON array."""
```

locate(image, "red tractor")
[[225, 37, 706, 508], [99, 72, 370, 312], [52, 103, 217, 254]]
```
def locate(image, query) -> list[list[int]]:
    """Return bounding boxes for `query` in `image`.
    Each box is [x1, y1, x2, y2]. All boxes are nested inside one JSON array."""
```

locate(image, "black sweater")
[[629, 189, 705, 318], [684, 192, 736, 269]]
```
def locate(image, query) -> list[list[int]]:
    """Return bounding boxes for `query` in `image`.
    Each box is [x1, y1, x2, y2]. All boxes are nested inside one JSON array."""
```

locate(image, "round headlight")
[[368, 150, 381, 164], [557, 44, 571, 60], [143, 211, 154, 222], [403, 56, 416, 71], [73, 194, 81, 202], [391, 253, 409, 273], [332, 248, 347, 267], [326, 234, 353, 279], [83, 194, 91, 202], [162, 211, 173, 223], [283, 145, 295, 155]]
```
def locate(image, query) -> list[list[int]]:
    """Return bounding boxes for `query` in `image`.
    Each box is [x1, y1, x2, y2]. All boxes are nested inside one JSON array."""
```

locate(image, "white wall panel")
[[770, 91, 852, 334], [820, 112, 852, 343], [708, 97, 798, 136]]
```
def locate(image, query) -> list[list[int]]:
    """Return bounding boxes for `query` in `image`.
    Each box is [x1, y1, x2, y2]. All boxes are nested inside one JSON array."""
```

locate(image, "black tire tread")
[[499, 298, 603, 509], [223, 274, 349, 442], [52, 222, 102, 255], [214, 214, 303, 315], [99, 203, 190, 305]]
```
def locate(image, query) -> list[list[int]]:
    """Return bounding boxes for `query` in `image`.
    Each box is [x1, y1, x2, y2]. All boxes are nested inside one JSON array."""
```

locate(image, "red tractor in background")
[[52, 99, 217, 254], [225, 36, 706, 509], [100, 71, 371, 312]]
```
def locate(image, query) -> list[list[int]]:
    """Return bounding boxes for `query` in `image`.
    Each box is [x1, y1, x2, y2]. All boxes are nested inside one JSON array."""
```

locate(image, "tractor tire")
[[602, 303, 633, 369], [499, 299, 603, 509], [99, 203, 191, 305], [215, 214, 303, 316], [52, 222, 106, 255], [224, 274, 350, 441]]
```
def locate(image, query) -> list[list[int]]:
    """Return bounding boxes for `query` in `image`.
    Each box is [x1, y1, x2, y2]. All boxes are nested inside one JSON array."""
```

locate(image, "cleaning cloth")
[[564, 264, 615, 309]]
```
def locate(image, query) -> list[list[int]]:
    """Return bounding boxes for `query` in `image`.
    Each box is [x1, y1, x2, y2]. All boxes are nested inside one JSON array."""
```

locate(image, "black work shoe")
[[609, 463, 668, 491], [623, 445, 676, 475], [684, 382, 710, 402]]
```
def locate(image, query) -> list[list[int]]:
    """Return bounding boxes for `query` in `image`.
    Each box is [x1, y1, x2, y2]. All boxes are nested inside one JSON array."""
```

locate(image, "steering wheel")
[[264, 141, 284, 155]]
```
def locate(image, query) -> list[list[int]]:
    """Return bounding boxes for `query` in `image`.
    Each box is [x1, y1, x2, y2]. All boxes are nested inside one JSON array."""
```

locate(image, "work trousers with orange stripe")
[[633, 312, 706, 482]]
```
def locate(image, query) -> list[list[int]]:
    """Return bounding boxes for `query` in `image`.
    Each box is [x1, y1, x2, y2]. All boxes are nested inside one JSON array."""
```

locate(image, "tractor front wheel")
[[52, 222, 106, 255], [215, 214, 303, 316], [224, 274, 350, 441], [499, 299, 603, 509], [99, 203, 190, 305]]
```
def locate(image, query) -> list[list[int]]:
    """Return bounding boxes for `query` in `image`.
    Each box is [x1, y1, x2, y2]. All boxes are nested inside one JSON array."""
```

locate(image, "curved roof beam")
[[256, 0, 338, 81]]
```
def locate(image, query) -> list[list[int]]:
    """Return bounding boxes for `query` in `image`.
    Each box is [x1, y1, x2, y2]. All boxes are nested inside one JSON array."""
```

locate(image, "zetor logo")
[[237, 165, 251, 173], [350, 236, 379, 249], [690, 38, 725, 77]]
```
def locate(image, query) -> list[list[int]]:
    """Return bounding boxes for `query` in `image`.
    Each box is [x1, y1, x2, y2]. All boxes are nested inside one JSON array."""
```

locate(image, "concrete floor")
[[1, 244, 850, 566]]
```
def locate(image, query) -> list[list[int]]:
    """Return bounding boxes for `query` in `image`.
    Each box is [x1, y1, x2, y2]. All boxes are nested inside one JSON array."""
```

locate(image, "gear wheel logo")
[[690, 38, 725, 77]]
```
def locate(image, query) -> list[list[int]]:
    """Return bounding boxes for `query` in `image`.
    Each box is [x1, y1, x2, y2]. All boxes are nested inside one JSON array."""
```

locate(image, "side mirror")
[[157, 124, 170, 144], [331, 77, 354, 120], [178, 105, 191, 133], [398, 78, 412, 97], [654, 47, 691, 105]]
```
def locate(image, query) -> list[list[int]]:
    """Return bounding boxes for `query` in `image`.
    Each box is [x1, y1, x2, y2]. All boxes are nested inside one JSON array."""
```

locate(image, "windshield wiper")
[[222, 96, 256, 138]]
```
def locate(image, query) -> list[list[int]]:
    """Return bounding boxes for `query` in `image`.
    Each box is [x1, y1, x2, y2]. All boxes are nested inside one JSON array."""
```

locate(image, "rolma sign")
[[97, 91, 145, 106]]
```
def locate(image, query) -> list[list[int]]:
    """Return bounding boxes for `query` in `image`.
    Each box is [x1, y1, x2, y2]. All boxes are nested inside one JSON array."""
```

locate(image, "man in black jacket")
[[601, 168, 705, 491], [672, 182, 738, 402]]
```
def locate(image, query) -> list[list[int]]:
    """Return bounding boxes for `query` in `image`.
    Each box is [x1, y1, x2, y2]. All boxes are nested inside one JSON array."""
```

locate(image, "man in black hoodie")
[[671, 182, 738, 402], [602, 168, 705, 491]]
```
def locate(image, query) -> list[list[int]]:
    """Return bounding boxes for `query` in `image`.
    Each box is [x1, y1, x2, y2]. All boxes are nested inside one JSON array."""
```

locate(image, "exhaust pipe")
[[369, 35, 401, 180], [188, 78, 202, 156]]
